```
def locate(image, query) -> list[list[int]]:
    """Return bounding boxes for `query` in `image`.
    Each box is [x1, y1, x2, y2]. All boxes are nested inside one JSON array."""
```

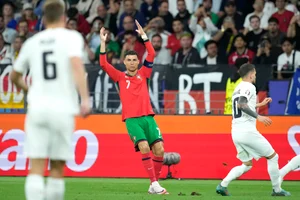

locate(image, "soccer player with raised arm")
[[10, 1, 90, 200], [216, 64, 291, 197], [99, 20, 168, 195]]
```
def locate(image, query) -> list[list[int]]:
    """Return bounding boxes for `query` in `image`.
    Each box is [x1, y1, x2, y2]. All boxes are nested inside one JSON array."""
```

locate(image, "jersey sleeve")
[[13, 40, 30, 73], [139, 40, 155, 78], [67, 31, 84, 58], [239, 83, 254, 101], [99, 52, 121, 82]]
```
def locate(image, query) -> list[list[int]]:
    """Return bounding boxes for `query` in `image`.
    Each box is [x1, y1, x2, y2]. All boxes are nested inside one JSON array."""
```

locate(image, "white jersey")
[[231, 81, 257, 131], [13, 28, 84, 115]]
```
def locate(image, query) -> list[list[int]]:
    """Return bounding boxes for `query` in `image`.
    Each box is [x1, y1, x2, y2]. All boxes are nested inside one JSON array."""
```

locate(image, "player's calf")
[[152, 142, 164, 180], [46, 160, 66, 200]]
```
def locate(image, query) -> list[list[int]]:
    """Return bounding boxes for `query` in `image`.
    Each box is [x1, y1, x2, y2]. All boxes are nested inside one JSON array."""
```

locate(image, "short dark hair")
[[152, 33, 162, 40], [91, 16, 104, 25], [249, 15, 260, 22], [43, 0, 65, 24], [18, 18, 28, 25], [235, 57, 249, 69], [159, 0, 168, 7], [67, 7, 78, 18], [204, 40, 217, 49], [124, 50, 138, 58], [239, 64, 255, 78], [281, 37, 294, 46], [173, 18, 183, 24], [15, 35, 26, 43], [268, 17, 279, 24], [234, 33, 247, 44]]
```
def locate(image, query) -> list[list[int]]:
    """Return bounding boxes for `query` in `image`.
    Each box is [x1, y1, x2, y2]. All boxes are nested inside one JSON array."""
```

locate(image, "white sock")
[[221, 164, 252, 187], [280, 155, 300, 179], [46, 177, 65, 200], [267, 154, 281, 193], [25, 174, 45, 200]]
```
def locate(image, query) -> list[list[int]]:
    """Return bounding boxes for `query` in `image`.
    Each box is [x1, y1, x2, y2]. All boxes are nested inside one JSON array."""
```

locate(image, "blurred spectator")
[[120, 30, 145, 62], [0, 33, 12, 64], [263, 17, 285, 47], [116, 15, 135, 46], [66, 18, 78, 31], [201, 0, 219, 25], [144, 17, 170, 48], [217, 1, 244, 31], [143, 34, 171, 65], [0, 14, 17, 44], [21, 3, 37, 32], [277, 37, 300, 79], [76, 0, 103, 18], [271, 0, 294, 33], [174, 0, 191, 31], [285, 0, 299, 14], [194, 0, 223, 15], [9, 35, 26, 63], [243, 0, 270, 35], [119, 0, 145, 33], [253, 35, 282, 65], [67, 7, 91, 36], [87, 5, 118, 36], [95, 28, 120, 62], [86, 17, 104, 52], [213, 16, 238, 56], [156, 0, 173, 33], [169, 0, 194, 17], [264, 0, 276, 16], [224, 57, 248, 114], [200, 40, 226, 64], [166, 19, 184, 56], [173, 32, 201, 67], [17, 19, 34, 39], [2, 1, 17, 29], [33, 0, 46, 17], [246, 15, 267, 52], [228, 34, 255, 65], [219, 0, 255, 20], [287, 14, 300, 51], [140, 0, 158, 23], [83, 37, 96, 64], [190, 6, 218, 58]]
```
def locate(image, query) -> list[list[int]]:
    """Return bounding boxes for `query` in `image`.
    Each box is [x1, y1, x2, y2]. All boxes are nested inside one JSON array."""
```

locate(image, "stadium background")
[[0, 0, 300, 183]]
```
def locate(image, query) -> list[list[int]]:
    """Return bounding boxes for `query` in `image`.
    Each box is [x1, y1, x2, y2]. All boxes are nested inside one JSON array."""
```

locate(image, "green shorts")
[[125, 116, 163, 151]]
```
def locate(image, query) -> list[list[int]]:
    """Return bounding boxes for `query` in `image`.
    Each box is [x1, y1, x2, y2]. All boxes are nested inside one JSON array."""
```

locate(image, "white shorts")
[[232, 130, 275, 162], [24, 111, 75, 161]]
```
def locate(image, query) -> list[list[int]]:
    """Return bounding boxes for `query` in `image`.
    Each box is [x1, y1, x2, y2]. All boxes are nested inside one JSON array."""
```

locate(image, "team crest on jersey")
[[137, 75, 142, 80]]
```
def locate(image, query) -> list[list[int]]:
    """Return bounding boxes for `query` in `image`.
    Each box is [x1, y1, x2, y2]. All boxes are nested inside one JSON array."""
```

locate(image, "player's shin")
[[267, 154, 281, 192], [45, 177, 65, 200], [141, 153, 157, 183], [25, 174, 45, 200], [153, 155, 164, 180], [221, 164, 252, 187], [280, 155, 300, 179]]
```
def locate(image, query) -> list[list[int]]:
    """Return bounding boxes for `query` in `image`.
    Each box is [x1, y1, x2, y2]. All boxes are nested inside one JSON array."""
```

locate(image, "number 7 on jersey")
[[126, 80, 130, 89]]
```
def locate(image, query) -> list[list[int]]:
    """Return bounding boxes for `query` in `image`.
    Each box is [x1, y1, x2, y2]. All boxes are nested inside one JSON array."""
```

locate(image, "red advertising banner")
[[0, 115, 299, 180]]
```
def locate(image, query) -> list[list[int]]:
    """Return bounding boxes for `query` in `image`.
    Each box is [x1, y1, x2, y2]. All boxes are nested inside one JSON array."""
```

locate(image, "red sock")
[[152, 156, 164, 180], [141, 153, 157, 183]]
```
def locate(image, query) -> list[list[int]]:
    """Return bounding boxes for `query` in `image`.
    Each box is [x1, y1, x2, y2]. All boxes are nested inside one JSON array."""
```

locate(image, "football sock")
[[280, 155, 300, 178], [141, 153, 156, 183], [152, 155, 164, 180], [267, 154, 281, 192], [45, 177, 65, 200], [25, 174, 45, 200], [221, 164, 252, 187]]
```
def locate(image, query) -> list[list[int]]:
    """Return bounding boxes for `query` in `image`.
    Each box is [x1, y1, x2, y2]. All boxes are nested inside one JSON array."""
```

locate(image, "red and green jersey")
[[99, 40, 155, 121]]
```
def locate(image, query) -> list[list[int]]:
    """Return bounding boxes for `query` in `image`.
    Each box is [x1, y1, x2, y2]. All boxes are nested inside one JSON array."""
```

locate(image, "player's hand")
[[261, 97, 272, 106], [257, 115, 272, 126], [99, 27, 108, 42], [80, 99, 91, 118], [135, 20, 146, 36]]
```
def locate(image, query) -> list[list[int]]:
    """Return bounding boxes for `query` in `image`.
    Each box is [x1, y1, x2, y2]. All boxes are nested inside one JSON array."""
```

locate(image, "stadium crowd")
[[0, 0, 300, 79]]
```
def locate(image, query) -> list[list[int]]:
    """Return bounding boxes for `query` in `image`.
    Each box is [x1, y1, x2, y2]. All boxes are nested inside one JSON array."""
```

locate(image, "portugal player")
[[99, 21, 168, 194]]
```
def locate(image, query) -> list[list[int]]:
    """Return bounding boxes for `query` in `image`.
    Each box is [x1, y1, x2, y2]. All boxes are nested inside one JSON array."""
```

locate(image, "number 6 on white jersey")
[[126, 80, 130, 89]]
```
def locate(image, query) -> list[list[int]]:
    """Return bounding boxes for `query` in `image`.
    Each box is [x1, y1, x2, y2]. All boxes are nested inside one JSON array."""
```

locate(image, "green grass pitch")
[[0, 177, 299, 200]]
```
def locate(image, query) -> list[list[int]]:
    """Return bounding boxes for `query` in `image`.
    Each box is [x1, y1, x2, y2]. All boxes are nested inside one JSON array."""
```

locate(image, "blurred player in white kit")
[[216, 64, 291, 197], [10, 0, 90, 200]]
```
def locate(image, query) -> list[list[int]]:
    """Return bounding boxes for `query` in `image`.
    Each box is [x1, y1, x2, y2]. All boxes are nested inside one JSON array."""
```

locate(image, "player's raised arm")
[[99, 27, 121, 82]]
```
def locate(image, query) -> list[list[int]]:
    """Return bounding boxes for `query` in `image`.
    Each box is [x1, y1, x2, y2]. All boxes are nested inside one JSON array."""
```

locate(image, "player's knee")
[[29, 159, 46, 176], [50, 160, 65, 178], [153, 143, 164, 156], [138, 142, 150, 153]]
